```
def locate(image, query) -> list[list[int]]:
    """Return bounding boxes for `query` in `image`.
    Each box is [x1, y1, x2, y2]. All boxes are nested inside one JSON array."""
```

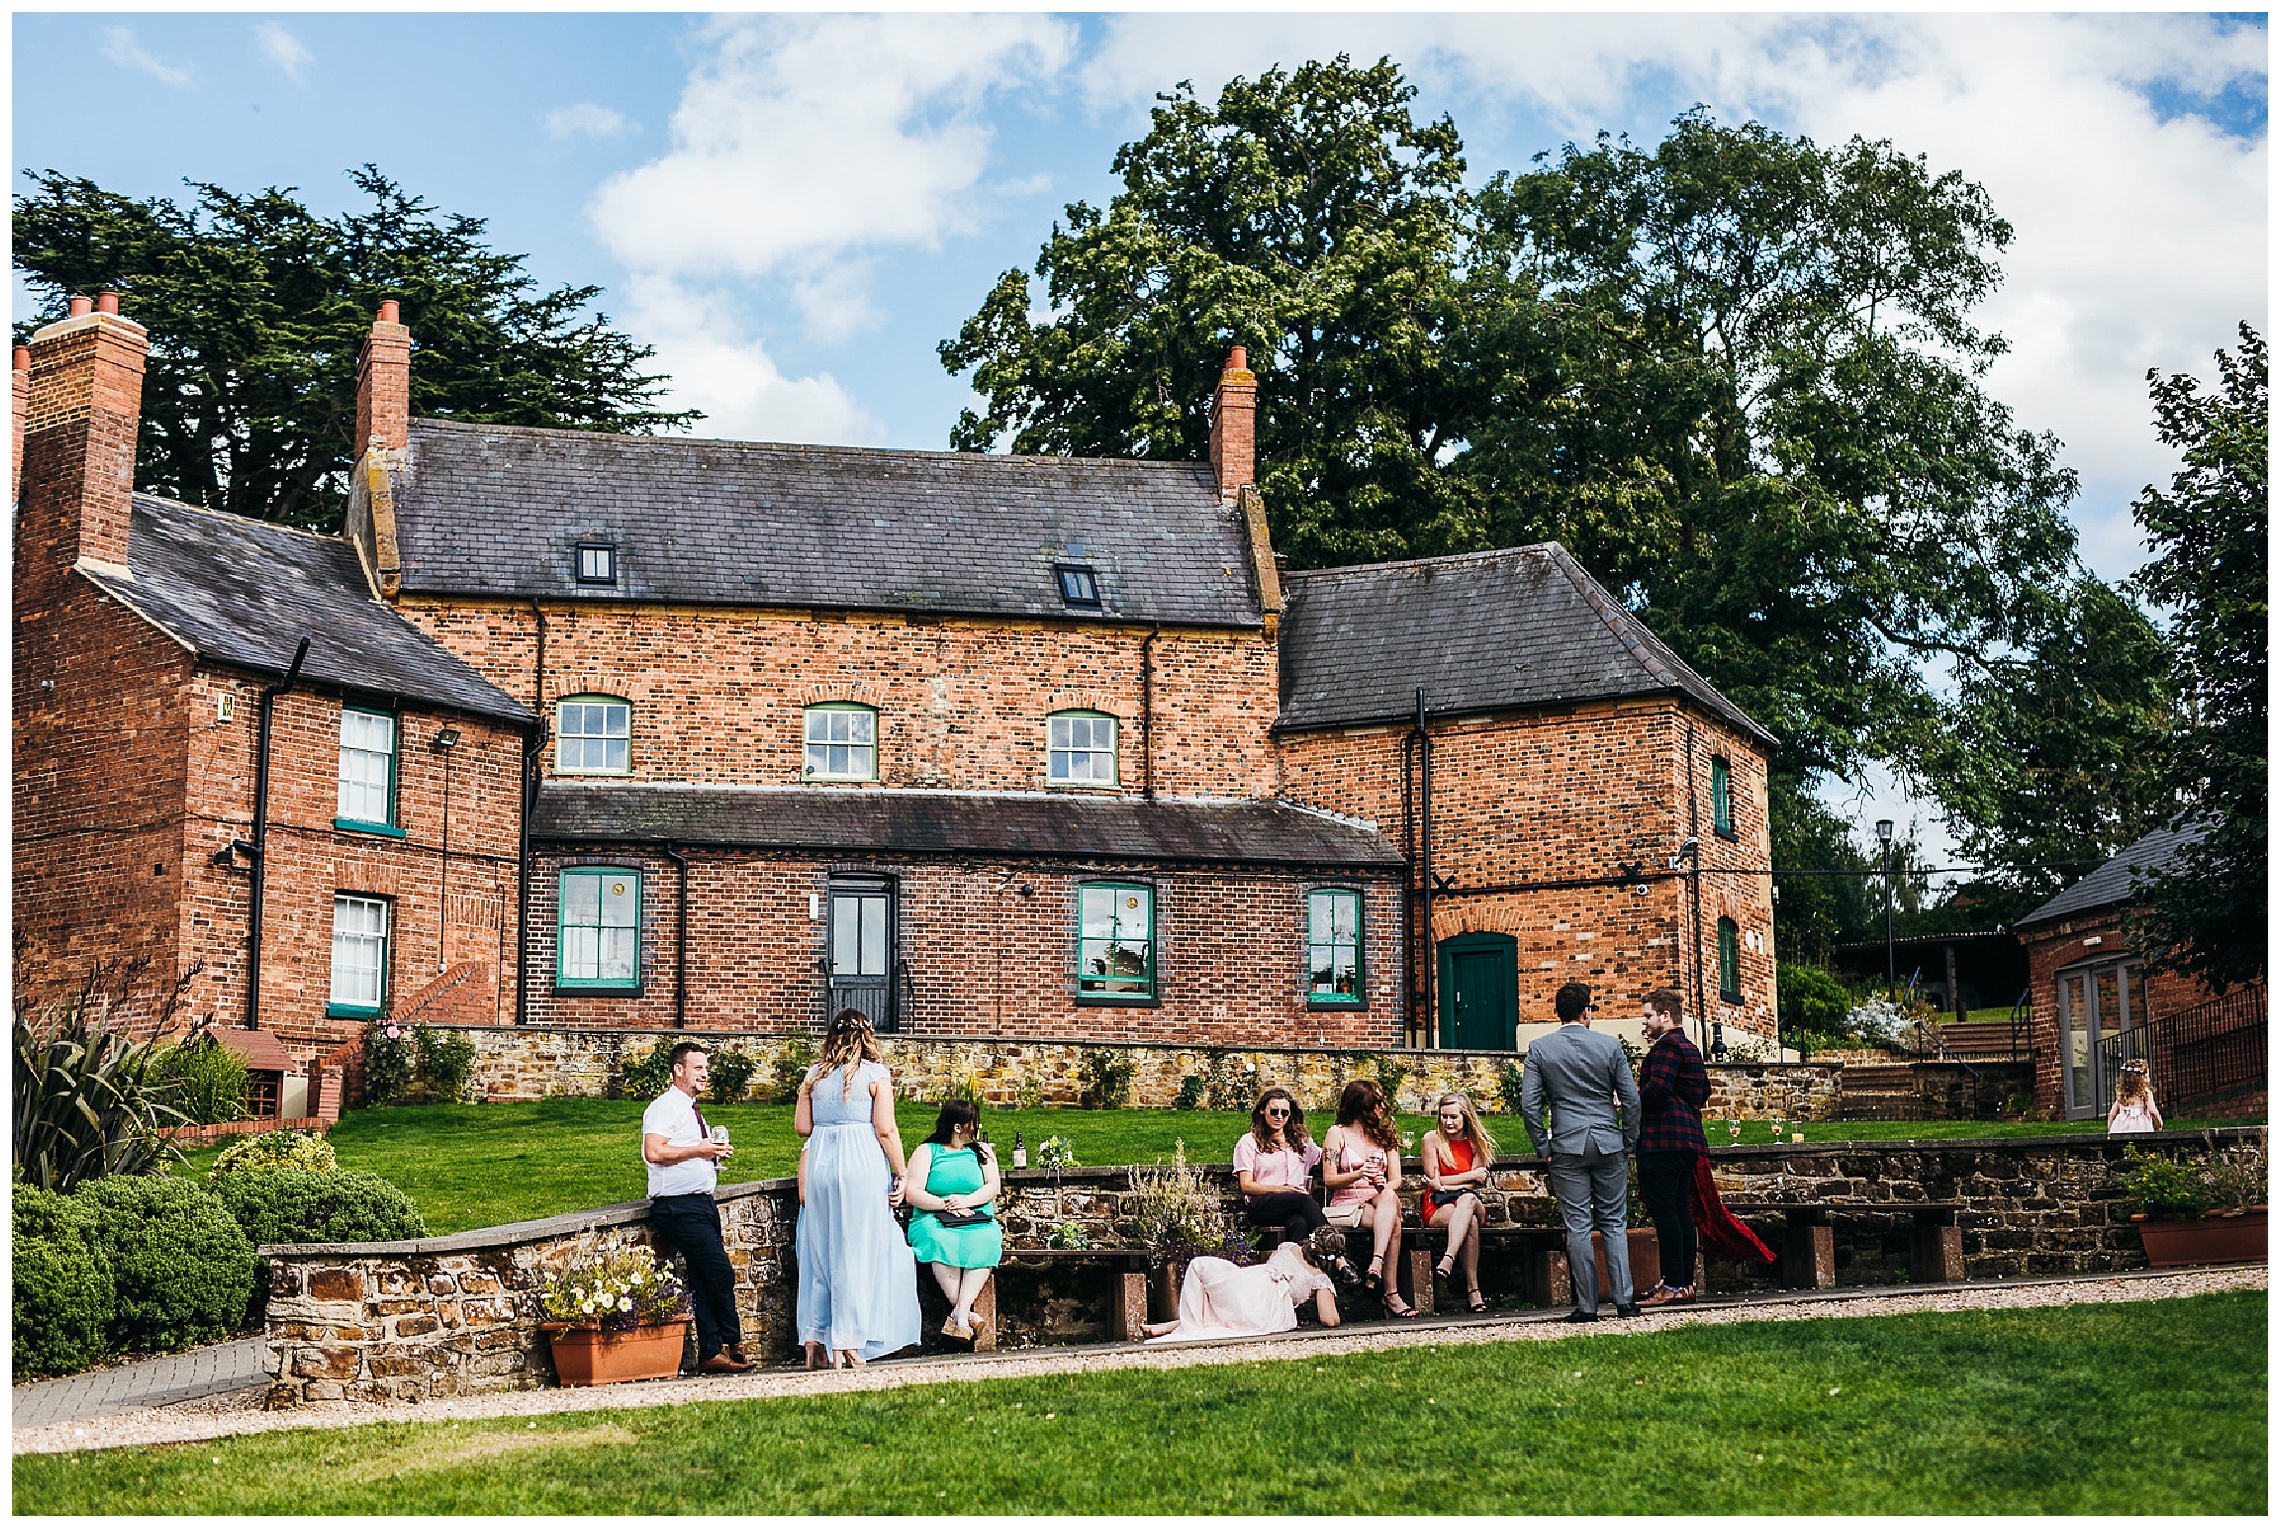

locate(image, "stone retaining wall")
[[443, 1022, 1840, 1119], [260, 1128, 2258, 1405]]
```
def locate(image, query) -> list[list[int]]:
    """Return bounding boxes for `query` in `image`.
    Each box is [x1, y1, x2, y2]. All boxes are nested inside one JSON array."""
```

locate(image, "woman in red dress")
[[1420, 1092, 1498, 1312]]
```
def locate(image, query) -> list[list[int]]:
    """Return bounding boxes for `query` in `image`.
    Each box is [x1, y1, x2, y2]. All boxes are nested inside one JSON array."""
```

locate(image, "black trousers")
[[649, 1193, 742, 1361], [1636, 1151, 1699, 1290], [1245, 1191, 1328, 1240]]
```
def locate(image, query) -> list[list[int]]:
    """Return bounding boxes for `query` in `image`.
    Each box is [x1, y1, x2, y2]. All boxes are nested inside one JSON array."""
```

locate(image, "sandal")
[[1435, 1256, 1457, 1280], [1363, 1254, 1385, 1294], [1382, 1292, 1419, 1318]]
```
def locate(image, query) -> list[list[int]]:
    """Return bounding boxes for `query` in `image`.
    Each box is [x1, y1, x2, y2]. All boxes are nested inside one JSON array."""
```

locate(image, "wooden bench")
[[1763, 1203, 1967, 1289], [1259, 1221, 1662, 1313], [927, 1247, 1153, 1351]]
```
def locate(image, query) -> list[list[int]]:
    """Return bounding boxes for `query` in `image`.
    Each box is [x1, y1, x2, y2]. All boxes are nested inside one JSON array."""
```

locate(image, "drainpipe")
[[1687, 719, 1707, 1054], [516, 601, 549, 1026], [663, 843, 690, 1029], [1416, 687, 1434, 1048], [1139, 625, 1161, 800], [243, 636, 311, 1030]]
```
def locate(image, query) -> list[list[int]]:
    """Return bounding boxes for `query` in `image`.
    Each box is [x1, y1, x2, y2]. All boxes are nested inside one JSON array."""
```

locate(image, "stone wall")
[[261, 1127, 2259, 1405], [448, 1020, 1843, 1119]]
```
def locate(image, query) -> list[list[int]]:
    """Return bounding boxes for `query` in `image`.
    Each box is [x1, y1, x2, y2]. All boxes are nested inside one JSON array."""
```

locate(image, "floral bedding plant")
[[539, 1247, 689, 1331]]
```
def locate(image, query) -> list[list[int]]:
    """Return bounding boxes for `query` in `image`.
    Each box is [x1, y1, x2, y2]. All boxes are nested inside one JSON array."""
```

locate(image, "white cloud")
[[617, 274, 878, 447], [253, 22, 312, 87], [101, 26, 193, 88], [591, 13, 1073, 438], [546, 104, 634, 142]]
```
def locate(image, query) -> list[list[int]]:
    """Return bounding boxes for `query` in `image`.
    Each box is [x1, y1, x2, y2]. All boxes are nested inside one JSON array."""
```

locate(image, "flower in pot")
[[540, 1246, 692, 1386], [2118, 1139, 2269, 1269]]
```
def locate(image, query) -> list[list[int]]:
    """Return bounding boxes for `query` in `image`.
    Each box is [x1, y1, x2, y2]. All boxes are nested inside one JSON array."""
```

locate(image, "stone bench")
[[1257, 1220, 1663, 1313], [919, 1247, 1153, 1353], [1766, 1203, 1968, 1288]]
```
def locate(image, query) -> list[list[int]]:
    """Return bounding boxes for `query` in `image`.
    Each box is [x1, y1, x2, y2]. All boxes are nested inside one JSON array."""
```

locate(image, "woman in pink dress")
[[1143, 1227, 1347, 1343], [1322, 1078, 1416, 1316]]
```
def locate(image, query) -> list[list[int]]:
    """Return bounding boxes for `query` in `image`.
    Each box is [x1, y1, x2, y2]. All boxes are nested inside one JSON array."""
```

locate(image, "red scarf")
[[1690, 1155, 1775, 1264]]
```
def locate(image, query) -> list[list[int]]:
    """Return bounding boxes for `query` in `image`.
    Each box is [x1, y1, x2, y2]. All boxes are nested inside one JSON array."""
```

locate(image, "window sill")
[[326, 1003, 381, 1019], [1045, 779, 1122, 790], [1714, 827, 1740, 843], [554, 984, 646, 996], [1719, 990, 1744, 1006], [555, 768, 634, 778], [1076, 992, 1160, 1008], [1307, 997, 1367, 1012], [335, 818, 407, 839]]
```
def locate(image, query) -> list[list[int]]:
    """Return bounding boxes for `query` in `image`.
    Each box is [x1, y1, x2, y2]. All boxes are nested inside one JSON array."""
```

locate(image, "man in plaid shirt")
[[1635, 988, 1709, 1306]]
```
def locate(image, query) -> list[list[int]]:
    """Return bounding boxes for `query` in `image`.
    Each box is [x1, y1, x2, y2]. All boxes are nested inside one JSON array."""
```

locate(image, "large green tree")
[[12, 167, 697, 531], [2124, 324, 2267, 989]]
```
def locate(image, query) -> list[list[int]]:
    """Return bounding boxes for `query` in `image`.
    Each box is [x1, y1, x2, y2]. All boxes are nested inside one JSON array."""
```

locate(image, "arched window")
[[556, 696, 631, 775], [1048, 711, 1118, 786], [804, 703, 878, 781], [1717, 917, 1742, 1003]]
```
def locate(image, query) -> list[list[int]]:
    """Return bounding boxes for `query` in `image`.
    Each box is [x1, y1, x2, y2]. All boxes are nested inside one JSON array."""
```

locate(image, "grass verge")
[[15, 1291, 2264, 1514]]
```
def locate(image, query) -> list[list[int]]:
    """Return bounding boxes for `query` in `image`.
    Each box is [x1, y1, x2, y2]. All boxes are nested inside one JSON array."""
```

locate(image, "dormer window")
[[576, 542, 618, 585], [1055, 563, 1101, 609]]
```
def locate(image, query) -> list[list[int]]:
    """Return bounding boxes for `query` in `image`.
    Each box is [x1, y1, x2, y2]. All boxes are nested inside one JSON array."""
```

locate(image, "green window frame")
[[1711, 755, 1735, 839], [558, 867, 642, 990], [1717, 917, 1742, 1003], [556, 696, 631, 775], [335, 705, 404, 836], [327, 893, 391, 1017], [1077, 881, 1155, 1002], [1047, 711, 1119, 787], [803, 703, 878, 782], [1306, 887, 1365, 1007]]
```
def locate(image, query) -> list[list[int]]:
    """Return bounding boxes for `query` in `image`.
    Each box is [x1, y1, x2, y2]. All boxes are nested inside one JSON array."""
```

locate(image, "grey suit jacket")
[[1519, 1022, 1641, 1158]]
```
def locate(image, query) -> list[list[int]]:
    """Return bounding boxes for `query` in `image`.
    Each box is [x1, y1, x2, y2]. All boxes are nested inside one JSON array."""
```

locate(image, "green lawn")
[[174, 1102, 2260, 1236], [16, 1292, 2264, 1514]]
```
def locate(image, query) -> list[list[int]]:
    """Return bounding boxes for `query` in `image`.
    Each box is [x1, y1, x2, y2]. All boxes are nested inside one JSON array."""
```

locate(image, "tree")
[[12, 167, 697, 531], [2125, 324, 2267, 989], [939, 57, 1489, 566]]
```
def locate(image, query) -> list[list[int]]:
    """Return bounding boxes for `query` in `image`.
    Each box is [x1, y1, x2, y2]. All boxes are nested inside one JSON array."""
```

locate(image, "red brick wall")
[[1275, 698, 1778, 1042], [395, 599, 1281, 799], [2020, 909, 2226, 1116], [524, 847, 1404, 1048]]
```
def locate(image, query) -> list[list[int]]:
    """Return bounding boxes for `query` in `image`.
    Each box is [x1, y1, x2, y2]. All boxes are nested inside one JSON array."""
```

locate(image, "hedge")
[[73, 1175, 256, 1353], [10, 1187, 114, 1381], [210, 1167, 426, 1247], [211, 1129, 339, 1177]]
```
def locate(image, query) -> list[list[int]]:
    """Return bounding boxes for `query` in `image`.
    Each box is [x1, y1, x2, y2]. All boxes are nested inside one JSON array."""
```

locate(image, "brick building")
[[14, 300, 1781, 1079]]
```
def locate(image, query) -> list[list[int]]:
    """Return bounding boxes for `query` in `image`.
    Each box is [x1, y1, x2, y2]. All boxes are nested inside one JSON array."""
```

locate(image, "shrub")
[[1367, 1054, 1411, 1110], [1496, 1059, 1528, 1117], [211, 1129, 339, 1177], [73, 1174, 255, 1352], [209, 1168, 426, 1247], [618, 1040, 675, 1101], [2117, 1146, 2211, 1220], [1047, 1221, 1091, 1249], [10, 1186, 114, 1380], [13, 981, 188, 1190], [2203, 1134, 2268, 1212], [1078, 1048, 1137, 1110], [1201, 1050, 1255, 1111], [362, 1021, 475, 1105], [1013, 1070, 1046, 1111], [764, 1034, 817, 1105], [705, 1046, 759, 1105], [151, 1037, 249, 1126], [1779, 961, 1854, 1043], [1173, 1073, 1206, 1110], [361, 1020, 417, 1105], [413, 1025, 477, 1102]]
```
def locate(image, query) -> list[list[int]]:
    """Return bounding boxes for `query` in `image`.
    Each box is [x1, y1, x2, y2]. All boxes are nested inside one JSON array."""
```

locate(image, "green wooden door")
[[1438, 933, 1518, 1051]]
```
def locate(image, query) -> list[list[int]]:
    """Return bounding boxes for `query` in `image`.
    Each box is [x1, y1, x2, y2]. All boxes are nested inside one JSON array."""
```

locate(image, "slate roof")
[[79, 495, 534, 726], [531, 783, 1403, 869], [2016, 826, 2205, 929], [1276, 543, 1776, 746], [389, 419, 1264, 628]]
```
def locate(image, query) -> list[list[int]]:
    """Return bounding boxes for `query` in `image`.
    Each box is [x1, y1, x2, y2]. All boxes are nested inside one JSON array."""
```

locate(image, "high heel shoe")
[[1381, 1291, 1419, 1318], [1363, 1254, 1385, 1294], [1466, 1287, 1488, 1314]]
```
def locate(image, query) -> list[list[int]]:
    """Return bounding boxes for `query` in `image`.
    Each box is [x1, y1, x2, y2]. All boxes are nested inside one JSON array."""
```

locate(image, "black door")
[[827, 877, 897, 1033]]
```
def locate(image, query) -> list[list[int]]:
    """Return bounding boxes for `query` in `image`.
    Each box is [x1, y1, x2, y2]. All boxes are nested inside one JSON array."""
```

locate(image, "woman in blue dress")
[[904, 1098, 1004, 1341], [794, 1008, 920, 1368]]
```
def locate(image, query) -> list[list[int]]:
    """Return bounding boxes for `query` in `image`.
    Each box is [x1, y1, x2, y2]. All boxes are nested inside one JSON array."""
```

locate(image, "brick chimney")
[[1209, 345, 1257, 503], [355, 299, 411, 457], [11, 345, 30, 505], [19, 292, 148, 582]]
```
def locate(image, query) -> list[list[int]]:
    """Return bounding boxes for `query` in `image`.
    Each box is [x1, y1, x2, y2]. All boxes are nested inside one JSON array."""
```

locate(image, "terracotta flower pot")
[[2133, 1207, 2268, 1269], [542, 1317, 691, 1386]]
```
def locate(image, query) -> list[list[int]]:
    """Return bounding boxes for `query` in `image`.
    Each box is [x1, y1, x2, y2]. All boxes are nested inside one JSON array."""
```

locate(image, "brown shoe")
[[699, 1352, 754, 1374], [1639, 1285, 1695, 1308]]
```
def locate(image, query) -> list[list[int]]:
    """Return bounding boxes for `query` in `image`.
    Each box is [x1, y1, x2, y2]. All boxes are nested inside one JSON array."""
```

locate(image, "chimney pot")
[[68, 296, 92, 318], [13, 347, 29, 372], [377, 299, 400, 325], [96, 292, 120, 316], [1228, 346, 1246, 372]]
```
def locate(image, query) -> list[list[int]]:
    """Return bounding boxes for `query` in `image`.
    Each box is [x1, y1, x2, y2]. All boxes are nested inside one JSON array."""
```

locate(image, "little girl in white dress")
[[2107, 1059, 2164, 1134]]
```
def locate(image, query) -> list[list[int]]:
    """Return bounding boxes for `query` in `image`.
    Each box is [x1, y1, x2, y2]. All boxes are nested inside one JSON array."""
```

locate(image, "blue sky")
[[13, 10, 2269, 862]]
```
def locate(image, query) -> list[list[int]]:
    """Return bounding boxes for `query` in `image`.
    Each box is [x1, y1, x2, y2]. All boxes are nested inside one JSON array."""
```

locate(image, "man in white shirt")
[[642, 1042, 750, 1373]]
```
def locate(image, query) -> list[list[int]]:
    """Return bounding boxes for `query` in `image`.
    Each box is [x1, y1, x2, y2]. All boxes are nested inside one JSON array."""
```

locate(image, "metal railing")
[[2098, 982, 2269, 1116]]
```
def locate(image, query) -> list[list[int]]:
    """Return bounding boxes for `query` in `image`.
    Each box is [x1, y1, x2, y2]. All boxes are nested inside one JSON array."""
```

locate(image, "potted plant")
[[2119, 1138, 2268, 1269], [539, 1246, 692, 1386]]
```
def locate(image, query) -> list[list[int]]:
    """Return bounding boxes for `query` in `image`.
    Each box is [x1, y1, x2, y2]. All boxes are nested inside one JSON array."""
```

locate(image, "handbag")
[[931, 1207, 992, 1228]]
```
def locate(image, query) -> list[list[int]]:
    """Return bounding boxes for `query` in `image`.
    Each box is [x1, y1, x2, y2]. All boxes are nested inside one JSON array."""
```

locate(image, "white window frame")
[[336, 707, 396, 830], [803, 704, 878, 782], [556, 696, 632, 775], [1048, 711, 1119, 788], [329, 894, 390, 1015]]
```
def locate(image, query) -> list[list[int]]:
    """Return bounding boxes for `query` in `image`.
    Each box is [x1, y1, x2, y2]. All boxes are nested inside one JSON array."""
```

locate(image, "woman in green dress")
[[904, 1099, 1004, 1339]]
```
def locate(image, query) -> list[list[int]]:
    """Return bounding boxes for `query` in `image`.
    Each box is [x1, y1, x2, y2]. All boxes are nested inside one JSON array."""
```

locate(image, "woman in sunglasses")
[[1232, 1089, 1355, 1287]]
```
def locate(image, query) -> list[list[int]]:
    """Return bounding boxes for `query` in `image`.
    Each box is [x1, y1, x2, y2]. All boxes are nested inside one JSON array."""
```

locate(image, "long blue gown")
[[796, 1060, 920, 1361]]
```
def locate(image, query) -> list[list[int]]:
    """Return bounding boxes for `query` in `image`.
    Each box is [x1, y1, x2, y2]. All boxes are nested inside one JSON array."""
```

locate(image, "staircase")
[[1837, 1063, 1934, 1120], [1930, 1021, 2030, 1065]]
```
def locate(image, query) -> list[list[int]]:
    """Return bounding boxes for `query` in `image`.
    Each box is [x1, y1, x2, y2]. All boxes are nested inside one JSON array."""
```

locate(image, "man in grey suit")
[[1520, 981, 1643, 1321]]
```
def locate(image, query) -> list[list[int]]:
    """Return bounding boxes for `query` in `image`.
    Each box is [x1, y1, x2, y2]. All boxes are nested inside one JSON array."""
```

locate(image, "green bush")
[[151, 1037, 249, 1126], [73, 1175, 256, 1352], [705, 1046, 760, 1104], [362, 1020, 417, 1105], [209, 1167, 425, 1247], [211, 1129, 339, 1177], [10, 1186, 115, 1380], [364, 1021, 476, 1105], [1079, 1048, 1137, 1109], [618, 1040, 675, 1100], [1496, 1059, 1528, 1117], [14, 993, 187, 1191], [2118, 1146, 2211, 1220], [1173, 1073, 1206, 1110], [414, 1025, 477, 1102], [1779, 962, 1856, 1053]]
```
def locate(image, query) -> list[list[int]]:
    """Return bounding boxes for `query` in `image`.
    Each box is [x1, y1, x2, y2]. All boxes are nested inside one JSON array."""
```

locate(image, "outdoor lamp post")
[[1875, 818, 1896, 996]]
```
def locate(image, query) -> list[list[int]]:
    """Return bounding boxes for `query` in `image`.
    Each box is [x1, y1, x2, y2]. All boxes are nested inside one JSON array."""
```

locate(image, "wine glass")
[[710, 1124, 730, 1157]]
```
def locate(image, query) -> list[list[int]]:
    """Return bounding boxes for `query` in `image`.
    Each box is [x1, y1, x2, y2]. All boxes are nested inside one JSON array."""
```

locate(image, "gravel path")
[[16, 1264, 2263, 1457]]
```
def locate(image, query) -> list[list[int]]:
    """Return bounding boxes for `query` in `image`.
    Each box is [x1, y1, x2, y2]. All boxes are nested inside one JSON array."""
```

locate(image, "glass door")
[[2058, 959, 2147, 1119], [827, 878, 897, 1033], [2058, 968, 2096, 1118]]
